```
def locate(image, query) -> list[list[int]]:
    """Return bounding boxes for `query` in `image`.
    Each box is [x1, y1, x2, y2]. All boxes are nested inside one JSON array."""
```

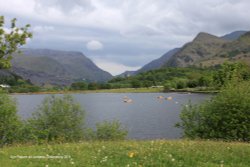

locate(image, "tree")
[[131, 80, 141, 88], [0, 16, 31, 145], [0, 92, 22, 145], [88, 82, 98, 90], [26, 95, 85, 142], [177, 81, 250, 141], [0, 16, 32, 69], [213, 62, 250, 87], [70, 81, 88, 90]]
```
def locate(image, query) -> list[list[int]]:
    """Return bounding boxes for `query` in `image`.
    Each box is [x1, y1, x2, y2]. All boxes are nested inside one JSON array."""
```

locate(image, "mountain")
[[136, 48, 180, 73], [221, 31, 247, 41], [118, 48, 180, 77], [10, 49, 112, 86], [200, 31, 250, 66], [117, 71, 136, 77], [165, 32, 228, 67], [164, 31, 250, 68]]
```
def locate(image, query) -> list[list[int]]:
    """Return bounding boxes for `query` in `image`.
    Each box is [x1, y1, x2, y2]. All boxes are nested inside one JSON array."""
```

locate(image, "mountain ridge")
[[164, 30, 250, 68], [118, 30, 249, 76], [9, 48, 112, 86]]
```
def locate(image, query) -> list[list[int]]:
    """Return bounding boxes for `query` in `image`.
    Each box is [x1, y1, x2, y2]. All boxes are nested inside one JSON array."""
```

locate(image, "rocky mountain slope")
[[118, 31, 249, 77], [10, 49, 112, 86], [164, 31, 250, 67]]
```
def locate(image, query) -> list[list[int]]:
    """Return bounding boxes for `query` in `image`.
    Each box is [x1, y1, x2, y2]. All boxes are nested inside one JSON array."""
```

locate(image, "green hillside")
[[164, 31, 250, 68], [10, 49, 112, 86]]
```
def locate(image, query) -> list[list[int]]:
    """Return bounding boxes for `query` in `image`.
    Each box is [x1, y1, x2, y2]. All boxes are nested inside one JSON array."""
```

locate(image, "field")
[[1, 140, 249, 167]]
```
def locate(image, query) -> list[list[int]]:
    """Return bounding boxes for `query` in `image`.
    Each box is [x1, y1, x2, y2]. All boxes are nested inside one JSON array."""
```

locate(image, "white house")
[[0, 84, 10, 88]]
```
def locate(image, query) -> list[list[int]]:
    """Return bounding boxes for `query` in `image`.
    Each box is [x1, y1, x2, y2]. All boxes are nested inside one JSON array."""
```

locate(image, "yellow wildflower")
[[128, 152, 135, 158]]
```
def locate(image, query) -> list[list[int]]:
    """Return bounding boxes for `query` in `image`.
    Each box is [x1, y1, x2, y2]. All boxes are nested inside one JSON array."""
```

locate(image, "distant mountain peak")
[[240, 31, 250, 38], [193, 32, 223, 43], [221, 30, 248, 41]]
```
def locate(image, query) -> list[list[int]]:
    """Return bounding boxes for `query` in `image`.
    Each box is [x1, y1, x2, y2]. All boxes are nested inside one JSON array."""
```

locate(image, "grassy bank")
[[1, 140, 249, 167]]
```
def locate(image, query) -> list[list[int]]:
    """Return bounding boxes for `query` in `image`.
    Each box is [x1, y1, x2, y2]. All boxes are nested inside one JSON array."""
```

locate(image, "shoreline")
[[10, 87, 218, 95]]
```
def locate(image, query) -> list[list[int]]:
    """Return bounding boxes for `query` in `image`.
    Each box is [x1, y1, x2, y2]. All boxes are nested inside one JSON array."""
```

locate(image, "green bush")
[[70, 82, 88, 90], [26, 95, 85, 142], [0, 92, 22, 146], [164, 83, 172, 91], [176, 80, 187, 89], [213, 62, 250, 87], [94, 120, 128, 140], [177, 81, 250, 141]]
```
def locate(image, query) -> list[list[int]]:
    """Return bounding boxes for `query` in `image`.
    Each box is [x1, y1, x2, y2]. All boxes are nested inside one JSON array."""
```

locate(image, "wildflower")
[[220, 160, 224, 167], [70, 161, 75, 165], [128, 152, 135, 158], [171, 158, 175, 162], [100, 156, 108, 163], [45, 165, 49, 167]]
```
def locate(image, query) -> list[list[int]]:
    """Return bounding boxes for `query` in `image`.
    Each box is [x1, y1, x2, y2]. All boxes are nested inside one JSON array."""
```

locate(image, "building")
[[0, 84, 10, 88]]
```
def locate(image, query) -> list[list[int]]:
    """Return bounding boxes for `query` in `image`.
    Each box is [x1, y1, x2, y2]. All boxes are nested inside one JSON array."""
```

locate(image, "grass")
[[1, 140, 249, 167]]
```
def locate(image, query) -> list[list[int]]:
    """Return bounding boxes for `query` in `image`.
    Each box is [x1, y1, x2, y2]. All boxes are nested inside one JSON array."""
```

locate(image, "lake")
[[13, 93, 211, 140]]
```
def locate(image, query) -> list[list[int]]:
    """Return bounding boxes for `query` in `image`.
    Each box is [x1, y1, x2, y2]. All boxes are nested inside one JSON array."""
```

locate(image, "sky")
[[1, 0, 250, 75]]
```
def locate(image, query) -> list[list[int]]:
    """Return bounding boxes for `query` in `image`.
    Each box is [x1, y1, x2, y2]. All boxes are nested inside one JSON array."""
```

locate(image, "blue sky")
[[1, 0, 250, 75]]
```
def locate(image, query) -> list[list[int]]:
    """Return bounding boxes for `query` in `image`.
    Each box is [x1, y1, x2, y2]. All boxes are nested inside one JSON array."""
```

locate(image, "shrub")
[[177, 81, 250, 141], [70, 82, 88, 90], [131, 80, 141, 88], [95, 120, 128, 140], [26, 95, 85, 142], [0, 92, 22, 145], [164, 83, 172, 91], [176, 80, 187, 89], [213, 62, 250, 87]]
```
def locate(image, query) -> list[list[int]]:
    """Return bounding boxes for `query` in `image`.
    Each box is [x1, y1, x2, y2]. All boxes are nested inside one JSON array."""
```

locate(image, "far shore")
[[10, 87, 218, 95]]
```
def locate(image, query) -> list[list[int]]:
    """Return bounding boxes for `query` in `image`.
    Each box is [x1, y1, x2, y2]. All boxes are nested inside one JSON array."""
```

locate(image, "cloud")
[[33, 26, 54, 33], [86, 40, 103, 50], [34, 0, 95, 14], [93, 59, 141, 76], [1, 0, 250, 72]]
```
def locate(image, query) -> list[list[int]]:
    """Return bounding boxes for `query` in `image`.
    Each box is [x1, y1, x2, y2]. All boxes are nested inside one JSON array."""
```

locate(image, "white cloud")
[[93, 59, 141, 76], [86, 40, 103, 50], [1, 0, 250, 67], [33, 26, 54, 33]]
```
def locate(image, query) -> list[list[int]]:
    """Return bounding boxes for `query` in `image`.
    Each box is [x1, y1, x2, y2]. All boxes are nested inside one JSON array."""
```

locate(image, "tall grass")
[[1, 140, 249, 167]]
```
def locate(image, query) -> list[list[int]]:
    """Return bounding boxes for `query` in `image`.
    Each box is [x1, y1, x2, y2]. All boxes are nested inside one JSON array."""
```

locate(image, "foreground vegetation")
[[177, 81, 250, 141], [1, 140, 249, 167]]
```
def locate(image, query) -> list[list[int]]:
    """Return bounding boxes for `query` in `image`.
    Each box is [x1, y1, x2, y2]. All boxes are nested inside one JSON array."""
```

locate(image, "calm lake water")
[[13, 93, 211, 140]]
